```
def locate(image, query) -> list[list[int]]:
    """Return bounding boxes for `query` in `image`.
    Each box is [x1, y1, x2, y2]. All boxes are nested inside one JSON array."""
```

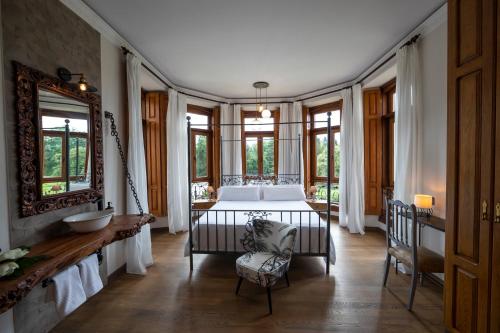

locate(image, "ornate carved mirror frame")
[[14, 61, 104, 217]]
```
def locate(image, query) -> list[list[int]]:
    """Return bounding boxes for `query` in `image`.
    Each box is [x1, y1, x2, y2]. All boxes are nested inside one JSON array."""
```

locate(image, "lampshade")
[[207, 186, 215, 193], [310, 186, 317, 194], [414, 194, 433, 209], [262, 109, 271, 118]]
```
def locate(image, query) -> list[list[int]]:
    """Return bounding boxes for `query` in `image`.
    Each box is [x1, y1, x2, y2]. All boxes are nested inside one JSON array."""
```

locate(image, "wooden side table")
[[192, 199, 217, 210]]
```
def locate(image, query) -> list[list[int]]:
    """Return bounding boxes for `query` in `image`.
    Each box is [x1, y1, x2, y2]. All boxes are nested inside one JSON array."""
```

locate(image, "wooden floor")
[[52, 223, 444, 333]]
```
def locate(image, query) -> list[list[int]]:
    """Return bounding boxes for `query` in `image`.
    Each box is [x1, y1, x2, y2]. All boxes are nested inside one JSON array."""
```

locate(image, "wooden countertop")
[[0, 214, 155, 314]]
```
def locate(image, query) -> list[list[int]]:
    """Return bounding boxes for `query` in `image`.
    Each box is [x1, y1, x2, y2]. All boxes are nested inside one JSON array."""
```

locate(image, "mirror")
[[38, 89, 92, 197], [15, 62, 103, 217]]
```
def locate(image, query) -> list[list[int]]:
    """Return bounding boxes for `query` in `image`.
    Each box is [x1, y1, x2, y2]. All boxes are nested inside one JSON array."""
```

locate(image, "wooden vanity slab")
[[0, 214, 155, 314]]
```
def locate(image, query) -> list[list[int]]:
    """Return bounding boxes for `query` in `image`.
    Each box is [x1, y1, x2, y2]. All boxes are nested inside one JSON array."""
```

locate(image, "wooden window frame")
[[188, 104, 213, 184], [308, 101, 342, 185], [40, 108, 91, 186], [381, 78, 396, 189], [241, 110, 279, 178]]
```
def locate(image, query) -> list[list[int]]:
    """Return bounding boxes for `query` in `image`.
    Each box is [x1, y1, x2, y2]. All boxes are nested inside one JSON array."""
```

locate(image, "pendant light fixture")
[[253, 81, 271, 118]]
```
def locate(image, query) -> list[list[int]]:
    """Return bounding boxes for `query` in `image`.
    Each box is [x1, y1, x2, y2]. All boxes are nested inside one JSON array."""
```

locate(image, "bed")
[[185, 185, 335, 273]]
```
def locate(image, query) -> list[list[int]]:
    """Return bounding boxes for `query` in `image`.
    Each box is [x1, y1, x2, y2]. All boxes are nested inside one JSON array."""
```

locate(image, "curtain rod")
[[354, 34, 420, 85], [121, 46, 224, 104], [122, 34, 420, 106]]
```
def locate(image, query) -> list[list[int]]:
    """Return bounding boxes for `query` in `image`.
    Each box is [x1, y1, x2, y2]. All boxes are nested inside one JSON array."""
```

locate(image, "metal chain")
[[104, 111, 144, 216]]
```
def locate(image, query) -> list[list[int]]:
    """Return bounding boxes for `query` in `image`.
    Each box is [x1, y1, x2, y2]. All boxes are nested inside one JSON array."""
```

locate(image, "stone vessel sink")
[[63, 209, 114, 233]]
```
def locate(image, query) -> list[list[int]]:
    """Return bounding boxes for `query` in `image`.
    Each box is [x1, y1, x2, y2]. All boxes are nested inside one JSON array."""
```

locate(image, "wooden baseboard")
[[423, 272, 444, 289], [108, 264, 126, 282], [365, 226, 385, 234]]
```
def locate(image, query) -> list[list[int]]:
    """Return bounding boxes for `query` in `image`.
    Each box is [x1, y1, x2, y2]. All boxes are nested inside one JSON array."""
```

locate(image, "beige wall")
[[101, 35, 128, 275], [419, 20, 447, 257]]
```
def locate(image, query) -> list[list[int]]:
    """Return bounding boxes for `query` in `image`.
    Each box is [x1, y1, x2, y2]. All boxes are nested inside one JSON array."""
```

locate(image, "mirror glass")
[[38, 89, 92, 197]]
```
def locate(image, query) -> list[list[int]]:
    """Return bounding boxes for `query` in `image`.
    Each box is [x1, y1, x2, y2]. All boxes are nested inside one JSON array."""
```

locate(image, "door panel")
[[445, 0, 495, 332]]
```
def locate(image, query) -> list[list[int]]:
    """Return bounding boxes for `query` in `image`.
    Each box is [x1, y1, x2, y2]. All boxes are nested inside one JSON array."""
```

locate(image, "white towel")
[[52, 265, 87, 317], [77, 254, 103, 298]]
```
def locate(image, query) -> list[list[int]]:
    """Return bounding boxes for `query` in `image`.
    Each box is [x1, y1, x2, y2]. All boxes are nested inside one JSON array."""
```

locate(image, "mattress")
[[184, 200, 336, 264]]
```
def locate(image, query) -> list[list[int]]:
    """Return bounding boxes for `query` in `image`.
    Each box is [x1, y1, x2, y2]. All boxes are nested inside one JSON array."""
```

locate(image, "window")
[[381, 79, 396, 188], [309, 101, 342, 202], [241, 111, 278, 178], [188, 105, 213, 186], [40, 112, 90, 196]]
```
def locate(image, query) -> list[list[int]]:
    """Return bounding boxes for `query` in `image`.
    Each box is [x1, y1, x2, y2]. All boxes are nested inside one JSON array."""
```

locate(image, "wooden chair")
[[382, 198, 444, 311], [236, 219, 297, 314]]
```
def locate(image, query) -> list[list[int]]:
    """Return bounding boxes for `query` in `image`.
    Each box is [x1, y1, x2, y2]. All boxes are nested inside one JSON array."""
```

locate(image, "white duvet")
[[184, 200, 336, 264]]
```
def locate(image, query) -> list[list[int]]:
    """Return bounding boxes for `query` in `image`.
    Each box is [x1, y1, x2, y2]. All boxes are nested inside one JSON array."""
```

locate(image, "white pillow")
[[218, 186, 261, 201], [262, 185, 306, 201]]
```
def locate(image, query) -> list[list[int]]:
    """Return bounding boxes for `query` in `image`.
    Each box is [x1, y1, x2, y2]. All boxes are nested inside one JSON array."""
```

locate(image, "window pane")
[[42, 181, 66, 196], [43, 135, 63, 178], [69, 137, 88, 178], [245, 138, 258, 175], [392, 93, 397, 113], [263, 137, 274, 175], [244, 117, 274, 132], [187, 113, 209, 130], [313, 110, 340, 128], [195, 135, 208, 178], [42, 116, 88, 132], [334, 132, 340, 178], [315, 133, 328, 177], [314, 182, 340, 203]]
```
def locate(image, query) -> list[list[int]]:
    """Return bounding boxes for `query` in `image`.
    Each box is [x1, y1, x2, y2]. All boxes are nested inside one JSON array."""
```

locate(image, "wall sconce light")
[[57, 67, 97, 92], [414, 194, 434, 218]]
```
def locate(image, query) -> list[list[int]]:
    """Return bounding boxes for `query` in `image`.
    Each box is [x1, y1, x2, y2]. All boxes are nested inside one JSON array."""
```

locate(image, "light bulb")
[[78, 75, 88, 91], [262, 109, 271, 118], [258, 104, 264, 112]]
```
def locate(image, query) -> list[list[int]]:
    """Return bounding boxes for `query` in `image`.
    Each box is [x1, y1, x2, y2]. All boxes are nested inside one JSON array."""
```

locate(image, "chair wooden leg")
[[383, 253, 391, 287], [285, 272, 290, 287], [235, 277, 243, 295], [267, 287, 273, 314], [395, 260, 399, 275], [408, 271, 418, 311]]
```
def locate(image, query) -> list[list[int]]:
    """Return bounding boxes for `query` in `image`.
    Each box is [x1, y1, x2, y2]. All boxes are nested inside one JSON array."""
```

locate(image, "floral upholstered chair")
[[235, 219, 297, 314]]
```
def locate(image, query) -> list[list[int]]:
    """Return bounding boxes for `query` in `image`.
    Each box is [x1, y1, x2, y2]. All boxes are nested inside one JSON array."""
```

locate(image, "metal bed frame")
[[187, 113, 334, 274]]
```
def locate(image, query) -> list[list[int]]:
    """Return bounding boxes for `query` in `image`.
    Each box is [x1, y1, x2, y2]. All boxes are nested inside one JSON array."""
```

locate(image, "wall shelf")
[[0, 214, 155, 314]]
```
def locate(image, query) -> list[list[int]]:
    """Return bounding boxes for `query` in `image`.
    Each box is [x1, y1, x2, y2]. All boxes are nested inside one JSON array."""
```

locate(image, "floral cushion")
[[242, 219, 297, 257], [237, 220, 297, 288], [236, 252, 290, 288]]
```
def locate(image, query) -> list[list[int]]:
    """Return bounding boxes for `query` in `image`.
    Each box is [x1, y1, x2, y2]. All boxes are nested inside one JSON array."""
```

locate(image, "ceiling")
[[84, 0, 444, 98]]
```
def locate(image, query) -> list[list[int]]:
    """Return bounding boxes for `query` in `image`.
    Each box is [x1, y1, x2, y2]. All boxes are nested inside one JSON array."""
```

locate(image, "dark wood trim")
[[241, 110, 279, 177], [14, 62, 103, 217]]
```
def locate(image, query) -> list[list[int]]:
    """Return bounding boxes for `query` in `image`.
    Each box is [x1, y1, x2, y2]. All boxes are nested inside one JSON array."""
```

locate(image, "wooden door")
[[142, 92, 168, 217], [363, 89, 382, 215], [445, 0, 496, 332], [490, 2, 500, 330]]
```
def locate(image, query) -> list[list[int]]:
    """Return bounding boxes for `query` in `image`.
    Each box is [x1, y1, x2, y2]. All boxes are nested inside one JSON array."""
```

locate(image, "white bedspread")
[[184, 200, 336, 264]]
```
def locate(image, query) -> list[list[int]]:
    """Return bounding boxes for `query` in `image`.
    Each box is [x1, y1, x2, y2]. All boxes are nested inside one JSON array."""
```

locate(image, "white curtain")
[[221, 104, 242, 177], [278, 103, 303, 181], [167, 90, 189, 233], [348, 84, 365, 234], [339, 90, 351, 228], [339, 86, 365, 234], [125, 53, 153, 275], [394, 44, 422, 204]]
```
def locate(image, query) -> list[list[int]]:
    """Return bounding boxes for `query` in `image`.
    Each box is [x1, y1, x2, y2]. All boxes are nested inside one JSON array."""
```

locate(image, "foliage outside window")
[[309, 102, 342, 203], [41, 114, 90, 196], [188, 105, 213, 199], [241, 111, 278, 179]]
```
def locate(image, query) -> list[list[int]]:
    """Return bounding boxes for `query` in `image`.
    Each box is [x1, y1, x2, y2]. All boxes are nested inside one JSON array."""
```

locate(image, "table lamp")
[[414, 194, 434, 218], [309, 186, 317, 200], [207, 186, 215, 200]]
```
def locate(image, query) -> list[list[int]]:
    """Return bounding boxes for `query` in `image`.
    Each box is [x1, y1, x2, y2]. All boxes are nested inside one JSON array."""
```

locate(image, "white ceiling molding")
[[354, 2, 447, 87], [62, 0, 446, 105], [60, 0, 228, 104]]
